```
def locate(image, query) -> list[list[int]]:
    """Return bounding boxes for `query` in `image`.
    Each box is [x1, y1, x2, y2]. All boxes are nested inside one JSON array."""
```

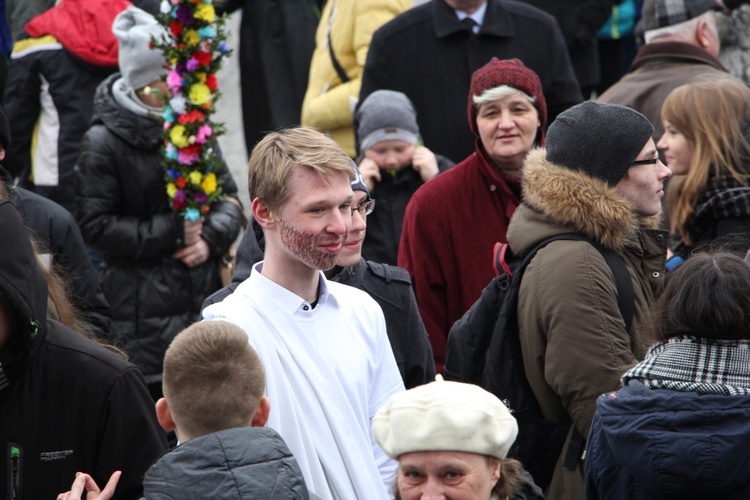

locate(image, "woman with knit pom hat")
[[398, 58, 547, 373], [373, 376, 544, 499]]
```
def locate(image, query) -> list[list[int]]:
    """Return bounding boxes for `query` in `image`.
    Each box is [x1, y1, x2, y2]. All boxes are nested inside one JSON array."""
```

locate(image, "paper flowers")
[[153, 0, 230, 221]]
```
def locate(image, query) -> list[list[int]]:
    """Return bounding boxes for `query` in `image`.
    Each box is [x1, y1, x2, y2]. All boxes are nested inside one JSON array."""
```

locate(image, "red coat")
[[398, 141, 521, 371], [25, 0, 132, 67]]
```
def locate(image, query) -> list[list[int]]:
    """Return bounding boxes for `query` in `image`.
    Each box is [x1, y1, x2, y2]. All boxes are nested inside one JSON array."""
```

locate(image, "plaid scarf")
[[622, 336, 750, 395], [672, 175, 750, 256]]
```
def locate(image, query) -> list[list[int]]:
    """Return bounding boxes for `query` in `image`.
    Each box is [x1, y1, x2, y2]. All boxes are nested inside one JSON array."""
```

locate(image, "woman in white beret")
[[373, 377, 544, 499]]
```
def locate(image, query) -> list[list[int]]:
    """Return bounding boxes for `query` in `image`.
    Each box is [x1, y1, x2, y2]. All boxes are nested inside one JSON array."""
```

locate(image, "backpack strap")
[[521, 234, 636, 472], [517, 233, 635, 333], [592, 244, 636, 334]]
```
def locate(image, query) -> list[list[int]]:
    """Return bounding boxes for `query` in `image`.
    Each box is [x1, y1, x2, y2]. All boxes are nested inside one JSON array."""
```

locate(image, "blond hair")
[[163, 321, 266, 438], [662, 77, 750, 245], [247, 127, 355, 212]]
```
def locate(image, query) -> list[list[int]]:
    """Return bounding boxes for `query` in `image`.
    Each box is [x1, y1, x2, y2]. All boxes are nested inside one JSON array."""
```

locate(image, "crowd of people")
[[2, 0, 750, 499]]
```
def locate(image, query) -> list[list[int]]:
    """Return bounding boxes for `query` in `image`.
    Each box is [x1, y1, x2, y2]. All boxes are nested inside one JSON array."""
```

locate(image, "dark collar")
[[432, 0, 514, 38], [631, 41, 727, 72]]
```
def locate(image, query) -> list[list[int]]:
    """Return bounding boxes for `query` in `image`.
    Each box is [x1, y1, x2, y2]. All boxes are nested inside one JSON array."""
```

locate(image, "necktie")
[[461, 17, 478, 35]]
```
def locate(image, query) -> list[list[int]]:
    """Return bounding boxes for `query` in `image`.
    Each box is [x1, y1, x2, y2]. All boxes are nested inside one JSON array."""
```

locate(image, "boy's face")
[[365, 140, 415, 170], [271, 166, 353, 272]]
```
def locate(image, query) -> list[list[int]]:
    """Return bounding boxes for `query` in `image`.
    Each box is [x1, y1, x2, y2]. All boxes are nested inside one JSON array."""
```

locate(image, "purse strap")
[[326, 0, 349, 84]]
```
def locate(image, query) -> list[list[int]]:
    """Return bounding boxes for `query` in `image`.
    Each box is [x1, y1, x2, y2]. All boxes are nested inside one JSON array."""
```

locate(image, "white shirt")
[[203, 263, 404, 499]]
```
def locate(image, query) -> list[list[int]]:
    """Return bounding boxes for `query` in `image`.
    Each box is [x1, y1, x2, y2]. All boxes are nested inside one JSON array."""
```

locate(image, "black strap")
[[327, 31, 349, 84], [596, 245, 636, 333], [520, 234, 635, 334]]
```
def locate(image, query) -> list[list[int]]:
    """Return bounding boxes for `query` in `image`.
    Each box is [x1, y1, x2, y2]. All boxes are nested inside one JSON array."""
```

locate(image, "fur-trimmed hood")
[[508, 149, 660, 253]]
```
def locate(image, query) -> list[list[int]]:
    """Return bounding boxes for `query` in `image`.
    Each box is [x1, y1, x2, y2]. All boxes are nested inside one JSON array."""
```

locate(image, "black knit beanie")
[[545, 101, 654, 186]]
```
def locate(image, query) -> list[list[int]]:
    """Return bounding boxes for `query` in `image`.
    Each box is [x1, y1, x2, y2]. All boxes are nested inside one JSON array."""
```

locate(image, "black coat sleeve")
[[94, 366, 168, 499], [76, 127, 183, 260], [3, 53, 41, 180], [17, 188, 112, 335]]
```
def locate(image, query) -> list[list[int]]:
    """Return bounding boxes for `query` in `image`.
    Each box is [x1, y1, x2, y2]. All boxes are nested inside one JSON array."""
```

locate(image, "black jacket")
[[362, 155, 454, 266], [76, 74, 243, 379], [216, 0, 319, 152], [519, 0, 619, 90], [360, 0, 582, 163], [202, 220, 436, 389], [0, 200, 167, 500], [0, 165, 111, 334]]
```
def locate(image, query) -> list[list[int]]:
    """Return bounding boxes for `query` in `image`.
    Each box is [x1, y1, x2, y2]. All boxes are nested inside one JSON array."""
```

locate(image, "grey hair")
[[645, 10, 717, 44], [472, 85, 537, 107]]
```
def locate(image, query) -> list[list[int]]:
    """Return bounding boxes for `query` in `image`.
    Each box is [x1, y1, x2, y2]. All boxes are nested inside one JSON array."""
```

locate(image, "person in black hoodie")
[[203, 166, 435, 390], [0, 104, 111, 335], [0, 200, 167, 499]]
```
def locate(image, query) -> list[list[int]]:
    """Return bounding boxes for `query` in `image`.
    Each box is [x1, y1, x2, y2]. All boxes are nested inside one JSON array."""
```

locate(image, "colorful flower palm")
[[154, 0, 230, 221]]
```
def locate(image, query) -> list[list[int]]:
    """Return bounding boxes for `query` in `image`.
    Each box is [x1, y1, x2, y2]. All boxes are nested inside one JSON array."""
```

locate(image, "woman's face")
[[397, 451, 500, 500], [476, 93, 540, 179], [657, 119, 693, 176]]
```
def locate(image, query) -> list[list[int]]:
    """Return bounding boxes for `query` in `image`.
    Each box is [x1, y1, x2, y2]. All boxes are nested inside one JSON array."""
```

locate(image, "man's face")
[[364, 140, 415, 170], [337, 191, 369, 268], [615, 139, 672, 217], [274, 167, 353, 272]]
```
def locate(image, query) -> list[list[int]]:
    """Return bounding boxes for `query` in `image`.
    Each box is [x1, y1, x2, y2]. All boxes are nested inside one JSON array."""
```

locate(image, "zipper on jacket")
[[8, 443, 21, 500]]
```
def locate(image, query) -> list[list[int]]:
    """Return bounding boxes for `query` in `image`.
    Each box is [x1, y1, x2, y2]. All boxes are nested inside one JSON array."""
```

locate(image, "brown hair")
[[162, 321, 266, 438], [662, 77, 750, 245], [247, 127, 355, 212], [0, 181, 125, 358], [652, 252, 750, 342]]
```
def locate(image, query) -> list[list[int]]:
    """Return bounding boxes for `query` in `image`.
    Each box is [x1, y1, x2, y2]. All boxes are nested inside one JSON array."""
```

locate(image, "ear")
[[490, 457, 502, 485], [251, 396, 271, 427], [695, 18, 715, 50], [252, 198, 276, 230], [155, 397, 176, 432]]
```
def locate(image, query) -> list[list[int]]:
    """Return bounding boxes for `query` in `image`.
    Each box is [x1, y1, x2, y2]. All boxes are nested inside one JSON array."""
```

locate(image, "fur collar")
[[522, 148, 660, 250]]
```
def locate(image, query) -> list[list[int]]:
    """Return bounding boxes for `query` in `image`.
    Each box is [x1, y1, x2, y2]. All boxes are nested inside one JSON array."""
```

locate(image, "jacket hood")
[[93, 73, 163, 151], [593, 381, 750, 496], [144, 427, 309, 498], [0, 201, 47, 384], [511, 148, 660, 251]]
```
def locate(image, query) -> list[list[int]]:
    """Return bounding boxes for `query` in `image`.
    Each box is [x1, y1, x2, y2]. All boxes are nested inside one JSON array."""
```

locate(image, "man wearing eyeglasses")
[[505, 101, 671, 498], [201, 127, 405, 499]]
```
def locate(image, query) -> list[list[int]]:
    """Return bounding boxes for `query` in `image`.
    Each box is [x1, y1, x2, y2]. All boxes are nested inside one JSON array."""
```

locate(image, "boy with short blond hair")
[[155, 320, 268, 440], [145, 321, 309, 498]]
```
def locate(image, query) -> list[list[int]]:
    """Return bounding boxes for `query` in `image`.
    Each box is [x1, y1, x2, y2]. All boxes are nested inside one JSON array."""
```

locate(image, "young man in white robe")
[[202, 127, 404, 500]]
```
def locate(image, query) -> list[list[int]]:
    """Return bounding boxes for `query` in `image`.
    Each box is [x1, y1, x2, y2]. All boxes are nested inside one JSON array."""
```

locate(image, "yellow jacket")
[[301, 0, 409, 157]]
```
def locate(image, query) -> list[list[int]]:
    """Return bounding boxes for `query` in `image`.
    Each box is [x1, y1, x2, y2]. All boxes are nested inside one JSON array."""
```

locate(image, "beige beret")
[[373, 378, 518, 460]]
